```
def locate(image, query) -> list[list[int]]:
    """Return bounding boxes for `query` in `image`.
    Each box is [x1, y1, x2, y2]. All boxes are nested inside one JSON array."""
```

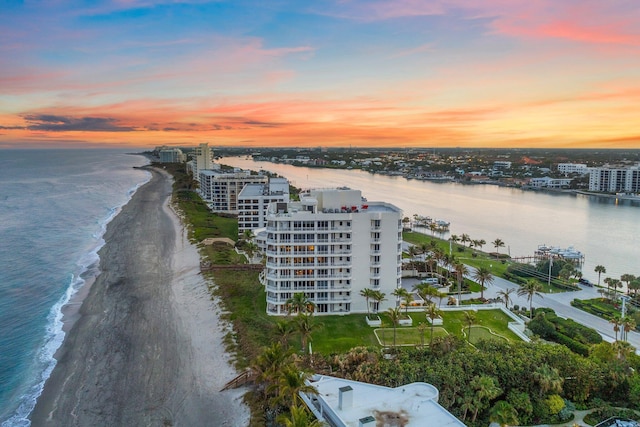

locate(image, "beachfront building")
[[589, 164, 640, 193], [528, 177, 573, 188], [198, 169, 267, 213], [158, 147, 185, 163], [557, 163, 588, 175], [300, 375, 465, 427], [263, 187, 402, 316], [186, 143, 214, 182], [237, 178, 290, 234]]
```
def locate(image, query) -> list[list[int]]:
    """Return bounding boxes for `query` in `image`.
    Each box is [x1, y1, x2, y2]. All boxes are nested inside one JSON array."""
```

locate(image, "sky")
[[1, 0, 640, 149]]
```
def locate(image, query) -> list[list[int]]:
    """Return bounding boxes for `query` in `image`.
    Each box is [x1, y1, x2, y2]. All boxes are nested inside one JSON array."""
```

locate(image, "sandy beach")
[[30, 167, 249, 426]]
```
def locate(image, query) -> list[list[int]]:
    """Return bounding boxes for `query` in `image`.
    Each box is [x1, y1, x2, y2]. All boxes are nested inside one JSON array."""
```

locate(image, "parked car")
[[579, 278, 593, 287]]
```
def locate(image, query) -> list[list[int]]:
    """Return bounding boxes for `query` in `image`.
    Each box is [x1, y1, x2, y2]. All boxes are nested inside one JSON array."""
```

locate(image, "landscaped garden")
[[163, 164, 640, 427]]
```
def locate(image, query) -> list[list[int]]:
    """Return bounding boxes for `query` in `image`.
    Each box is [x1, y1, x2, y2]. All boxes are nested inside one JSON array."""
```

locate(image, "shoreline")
[[30, 166, 249, 426]]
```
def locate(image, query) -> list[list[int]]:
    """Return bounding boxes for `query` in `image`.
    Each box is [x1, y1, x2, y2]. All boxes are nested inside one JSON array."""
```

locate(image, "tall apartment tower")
[[188, 143, 214, 182], [263, 188, 403, 316], [238, 177, 290, 234], [589, 164, 640, 193]]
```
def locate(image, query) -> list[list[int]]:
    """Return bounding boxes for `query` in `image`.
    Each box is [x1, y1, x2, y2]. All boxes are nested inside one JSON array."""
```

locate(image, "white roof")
[[305, 375, 465, 427]]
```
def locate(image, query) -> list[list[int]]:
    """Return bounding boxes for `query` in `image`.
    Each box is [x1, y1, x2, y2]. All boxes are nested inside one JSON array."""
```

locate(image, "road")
[[401, 242, 640, 349]]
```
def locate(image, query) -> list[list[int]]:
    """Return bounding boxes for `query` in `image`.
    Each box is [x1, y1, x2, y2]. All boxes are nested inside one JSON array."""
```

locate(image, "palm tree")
[[450, 234, 460, 245], [532, 364, 563, 397], [517, 279, 543, 318], [425, 303, 442, 345], [470, 375, 502, 422], [489, 400, 519, 427], [454, 262, 469, 303], [371, 290, 386, 314], [392, 287, 412, 315], [360, 288, 375, 317], [621, 274, 636, 293], [276, 405, 324, 427], [473, 266, 494, 300], [594, 265, 606, 286], [492, 238, 505, 255], [386, 307, 402, 351], [251, 342, 294, 397], [414, 282, 438, 306], [286, 292, 315, 315], [295, 313, 320, 354], [621, 317, 637, 342], [274, 319, 295, 347], [629, 278, 640, 297], [497, 288, 515, 309], [417, 322, 427, 347], [464, 310, 476, 343], [461, 233, 471, 247], [476, 239, 486, 252], [610, 316, 622, 341], [270, 366, 318, 408]]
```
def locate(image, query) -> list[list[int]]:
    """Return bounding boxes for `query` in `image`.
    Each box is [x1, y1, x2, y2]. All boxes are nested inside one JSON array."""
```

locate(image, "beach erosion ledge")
[[30, 166, 249, 427]]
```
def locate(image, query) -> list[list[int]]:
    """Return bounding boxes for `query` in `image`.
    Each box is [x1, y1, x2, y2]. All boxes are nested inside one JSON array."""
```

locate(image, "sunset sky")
[[1, 1, 640, 149]]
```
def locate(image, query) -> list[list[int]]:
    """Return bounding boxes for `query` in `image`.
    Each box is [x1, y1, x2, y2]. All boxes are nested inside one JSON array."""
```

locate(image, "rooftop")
[[302, 375, 465, 427]]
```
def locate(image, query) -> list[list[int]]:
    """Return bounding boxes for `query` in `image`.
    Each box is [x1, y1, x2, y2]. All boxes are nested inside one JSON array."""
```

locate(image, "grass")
[[402, 231, 511, 277], [374, 326, 448, 346], [439, 310, 522, 342]]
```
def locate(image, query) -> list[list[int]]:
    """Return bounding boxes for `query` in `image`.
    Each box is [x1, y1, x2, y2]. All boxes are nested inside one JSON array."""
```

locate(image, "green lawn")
[[439, 309, 522, 341], [467, 325, 510, 345], [403, 231, 511, 277], [309, 309, 522, 354], [374, 326, 448, 346]]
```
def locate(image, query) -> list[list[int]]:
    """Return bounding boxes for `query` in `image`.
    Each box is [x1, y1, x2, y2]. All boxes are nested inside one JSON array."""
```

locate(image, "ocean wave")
[[1, 163, 152, 426]]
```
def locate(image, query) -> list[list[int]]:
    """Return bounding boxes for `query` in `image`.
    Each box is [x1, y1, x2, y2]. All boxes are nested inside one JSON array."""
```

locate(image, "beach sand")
[[30, 167, 249, 426]]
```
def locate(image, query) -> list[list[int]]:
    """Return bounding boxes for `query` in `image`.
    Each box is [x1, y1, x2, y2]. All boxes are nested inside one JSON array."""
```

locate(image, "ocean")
[[0, 149, 150, 426]]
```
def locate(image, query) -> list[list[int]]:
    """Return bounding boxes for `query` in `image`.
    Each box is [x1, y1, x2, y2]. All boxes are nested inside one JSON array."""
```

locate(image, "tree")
[[610, 316, 622, 341], [594, 265, 606, 287], [629, 278, 640, 297], [489, 400, 519, 427], [476, 239, 486, 252], [386, 307, 402, 351], [425, 303, 442, 345], [532, 364, 563, 397], [274, 319, 295, 347], [603, 277, 613, 300], [492, 238, 505, 256], [622, 317, 637, 342], [276, 405, 324, 427], [251, 342, 294, 400], [392, 287, 410, 311], [461, 233, 471, 247], [473, 266, 494, 300], [454, 262, 469, 303], [464, 310, 476, 343], [371, 290, 386, 314], [414, 282, 438, 306], [360, 288, 375, 317], [517, 280, 543, 318], [286, 292, 316, 315], [470, 375, 502, 422], [621, 274, 636, 292], [295, 313, 320, 354], [270, 366, 318, 408], [497, 288, 515, 309]]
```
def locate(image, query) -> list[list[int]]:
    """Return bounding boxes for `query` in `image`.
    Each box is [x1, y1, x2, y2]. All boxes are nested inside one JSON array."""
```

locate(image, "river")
[[221, 156, 640, 284]]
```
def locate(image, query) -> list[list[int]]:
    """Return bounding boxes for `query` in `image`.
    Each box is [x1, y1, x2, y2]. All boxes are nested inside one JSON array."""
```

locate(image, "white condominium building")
[[589, 164, 640, 193], [263, 188, 402, 316], [557, 163, 588, 175], [238, 178, 290, 234], [198, 169, 267, 213], [158, 147, 185, 163]]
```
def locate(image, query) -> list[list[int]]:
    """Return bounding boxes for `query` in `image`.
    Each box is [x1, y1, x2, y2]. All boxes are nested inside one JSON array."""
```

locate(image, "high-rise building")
[[198, 169, 267, 213], [238, 178, 290, 234], [263, 188, 402, 316], [187, 143, 213, 182], [158, 147, 185, 163], [589, 164, 640, 193]]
